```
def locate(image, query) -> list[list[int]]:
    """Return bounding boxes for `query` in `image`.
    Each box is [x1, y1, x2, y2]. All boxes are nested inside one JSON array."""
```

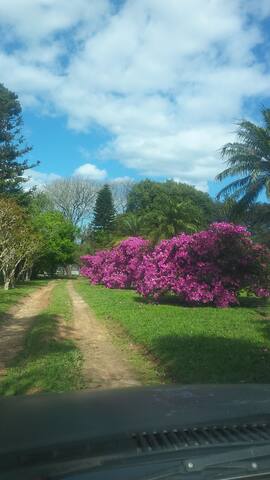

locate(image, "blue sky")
[[1, 0, 270, 197]]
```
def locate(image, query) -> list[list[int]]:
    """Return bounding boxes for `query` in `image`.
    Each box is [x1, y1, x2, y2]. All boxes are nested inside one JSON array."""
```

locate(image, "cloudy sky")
[[1, 0, 270, 195]]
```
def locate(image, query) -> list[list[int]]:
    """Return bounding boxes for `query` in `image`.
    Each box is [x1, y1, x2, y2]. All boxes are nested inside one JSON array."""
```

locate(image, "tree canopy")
[[123, 179, 217, 240], [93, 184, 115, 231], [45, 177, 99, 227], [32, 211, 77, 275], [0, 83, 37, 202], [216, 108, 270, 208]]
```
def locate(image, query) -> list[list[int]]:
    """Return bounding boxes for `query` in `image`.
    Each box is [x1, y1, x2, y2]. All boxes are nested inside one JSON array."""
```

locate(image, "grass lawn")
[[0, 281, 85, 396], [75, 279, 270, 384], [0, 280, 49, 322]]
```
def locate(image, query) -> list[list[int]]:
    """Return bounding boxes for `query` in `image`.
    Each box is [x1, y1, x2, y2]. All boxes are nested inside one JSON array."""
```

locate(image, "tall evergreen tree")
[[93, 184, 115, 230], [0, 83, 37, 200]]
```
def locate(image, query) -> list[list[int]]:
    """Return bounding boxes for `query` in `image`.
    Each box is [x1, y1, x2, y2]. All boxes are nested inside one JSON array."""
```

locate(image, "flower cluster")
[[81, 224, 270, 307], [80, 237, 150, 288], [136, 223, 270, 307]]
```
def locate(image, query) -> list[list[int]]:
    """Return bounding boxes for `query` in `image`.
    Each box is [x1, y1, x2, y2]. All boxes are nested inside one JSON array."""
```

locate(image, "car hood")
[[1, 384, 270, 455]]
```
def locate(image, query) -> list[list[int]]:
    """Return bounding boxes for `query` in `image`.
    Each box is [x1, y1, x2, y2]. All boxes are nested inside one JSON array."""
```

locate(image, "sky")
[[1, 0, 270, 196]]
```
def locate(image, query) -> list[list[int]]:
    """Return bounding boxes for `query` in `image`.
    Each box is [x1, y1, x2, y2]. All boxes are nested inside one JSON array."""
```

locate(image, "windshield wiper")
[[184, 443, 270, 472], [141, 443, 270, 480]]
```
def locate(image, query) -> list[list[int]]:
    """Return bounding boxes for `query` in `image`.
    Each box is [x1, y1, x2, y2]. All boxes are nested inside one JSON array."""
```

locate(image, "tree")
[[127, 179, 162, 213], [110, 178, 135, 213], [45, 177, 99, 227], [93, 184, 115, 231], [125, 179, 216, 240], [116, 212, 144, 236], [0, 83, 37, 201], [127, 179, 216, 222], [238, 203, 270, 248], [0, 198, 41, 289], [32, 211, 76, 275], [142, 198, 204, 241], [216, 108, 270, 208], [28, 191, 54, 215]]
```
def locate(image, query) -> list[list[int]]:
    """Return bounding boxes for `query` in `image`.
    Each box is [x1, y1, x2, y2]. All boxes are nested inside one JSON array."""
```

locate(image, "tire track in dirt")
[[67, 281, 141, 389], [0, 282, 55, 376]]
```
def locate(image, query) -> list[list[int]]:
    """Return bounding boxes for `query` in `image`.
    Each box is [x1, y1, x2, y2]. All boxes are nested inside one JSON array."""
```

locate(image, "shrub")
[[136, 223, 270, 307], [80, 237, 150, 288], [81, 224, 270, 307]]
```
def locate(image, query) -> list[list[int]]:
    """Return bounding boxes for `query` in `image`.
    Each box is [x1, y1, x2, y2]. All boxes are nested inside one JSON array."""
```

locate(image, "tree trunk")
[[65, 265, 72, 277], [3, 270, 15, 290], [4, 279, 10, 290], [25, 269, 31, 282]]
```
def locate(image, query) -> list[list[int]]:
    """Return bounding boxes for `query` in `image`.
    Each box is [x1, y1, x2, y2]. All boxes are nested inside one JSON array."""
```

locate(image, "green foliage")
[[76, 280, 270, 384], [0, 83, 37, 202], [245, 203, 270, 248], [0, 197, 42, 289], [124, 179, 216, 240], [0, 281, 84, 395], [141, 198, 204, 241], [127, 179, 215, 218], [116, 213, 144, 237], [28, 191, 54, 216], [215, 200, 270, 248], [32, 211, 77, 274], [216, 108, 270, 208], [93, 184, 115, 231]]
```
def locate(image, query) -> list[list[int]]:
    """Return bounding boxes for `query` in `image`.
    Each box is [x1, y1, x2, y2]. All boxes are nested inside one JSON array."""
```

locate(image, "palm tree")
[[216, 108, 270, 208]]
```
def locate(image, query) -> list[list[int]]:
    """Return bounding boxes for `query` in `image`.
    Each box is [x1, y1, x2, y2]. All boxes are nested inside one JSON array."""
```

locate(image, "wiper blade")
[[141, 444, 270, 480], [184, 443, 270, 472]]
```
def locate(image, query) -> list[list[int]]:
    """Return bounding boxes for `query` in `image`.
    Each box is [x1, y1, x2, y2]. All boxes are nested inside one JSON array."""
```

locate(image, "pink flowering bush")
[[81, 224, 270, 307], [136, 223, 270, 307], [80, 237, 150, 288]]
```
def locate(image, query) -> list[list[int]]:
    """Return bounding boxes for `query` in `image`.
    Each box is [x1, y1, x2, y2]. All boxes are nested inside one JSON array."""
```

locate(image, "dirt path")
[[0, 282, 55, 376], [67, 281, 141, 389]]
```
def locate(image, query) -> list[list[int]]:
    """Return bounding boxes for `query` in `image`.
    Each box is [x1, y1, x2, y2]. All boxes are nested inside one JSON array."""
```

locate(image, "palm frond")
[[237, 176, 267, 208], [216, 176, 251, 199], [236, 121, 270, 157]]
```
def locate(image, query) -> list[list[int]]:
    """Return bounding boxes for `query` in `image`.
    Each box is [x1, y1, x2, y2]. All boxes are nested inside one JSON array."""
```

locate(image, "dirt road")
[[67, 281, 140, 389], [0, 282, 55, 376]]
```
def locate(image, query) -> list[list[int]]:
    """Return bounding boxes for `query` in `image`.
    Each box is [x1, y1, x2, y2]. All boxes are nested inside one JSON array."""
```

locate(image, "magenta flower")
[[81, 223, 270, 307]]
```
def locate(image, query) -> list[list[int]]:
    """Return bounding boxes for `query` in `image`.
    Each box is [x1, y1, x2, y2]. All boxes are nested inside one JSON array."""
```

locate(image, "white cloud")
[[23, 169, 61, 190], [1, 0, 270, 191], [111, 176, 133, 183], [73, 163, 107, 180]]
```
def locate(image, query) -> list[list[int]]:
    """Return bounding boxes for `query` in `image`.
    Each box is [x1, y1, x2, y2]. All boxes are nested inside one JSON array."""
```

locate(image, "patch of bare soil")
[[67, 281, 141, 389], [0, 282, 55, 376]]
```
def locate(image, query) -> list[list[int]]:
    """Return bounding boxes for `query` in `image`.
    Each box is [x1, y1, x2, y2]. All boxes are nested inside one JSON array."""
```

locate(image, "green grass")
[[0, 280, 49, 322], [0, 281, 85, 396], [75, 279, 270, 384]]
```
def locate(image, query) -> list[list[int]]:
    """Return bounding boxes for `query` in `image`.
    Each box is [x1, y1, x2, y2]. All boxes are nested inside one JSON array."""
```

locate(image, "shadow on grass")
[[0, 312, 83, 396], [134, 293, 270, 312], [152, 330, 270, 384]]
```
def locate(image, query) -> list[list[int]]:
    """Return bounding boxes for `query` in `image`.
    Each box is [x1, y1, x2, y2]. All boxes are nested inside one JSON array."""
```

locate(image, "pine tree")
[[0, 83, 37, 200], [93, 184, 115, 230]]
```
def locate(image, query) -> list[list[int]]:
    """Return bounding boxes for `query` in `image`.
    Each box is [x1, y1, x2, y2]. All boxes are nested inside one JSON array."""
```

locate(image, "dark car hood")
[[1, 384, 270, 456]]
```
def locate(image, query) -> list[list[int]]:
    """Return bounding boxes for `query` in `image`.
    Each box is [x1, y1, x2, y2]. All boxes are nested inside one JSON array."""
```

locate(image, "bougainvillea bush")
[[80, 237, 150, 289], [136, 223, 270, 307], [81, 224, 270, 307]]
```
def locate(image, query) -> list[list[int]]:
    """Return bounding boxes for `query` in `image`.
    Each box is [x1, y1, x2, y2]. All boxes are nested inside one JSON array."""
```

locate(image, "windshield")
[[0, 1, 270, 479]]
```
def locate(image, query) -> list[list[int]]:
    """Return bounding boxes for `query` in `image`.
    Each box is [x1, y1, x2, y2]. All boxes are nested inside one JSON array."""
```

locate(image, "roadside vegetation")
[[76, 279, 270, 384], [0, 82, 270, 392], [0, 281, 84, 396]]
